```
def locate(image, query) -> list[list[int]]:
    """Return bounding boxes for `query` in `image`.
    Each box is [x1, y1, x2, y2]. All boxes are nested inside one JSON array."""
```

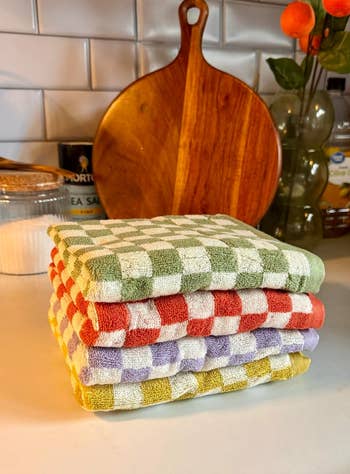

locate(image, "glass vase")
[[260, 90, 334, 250]]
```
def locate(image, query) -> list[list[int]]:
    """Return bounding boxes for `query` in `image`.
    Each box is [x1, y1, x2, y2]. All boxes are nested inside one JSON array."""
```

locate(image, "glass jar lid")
[[0, 171, 63, 193]]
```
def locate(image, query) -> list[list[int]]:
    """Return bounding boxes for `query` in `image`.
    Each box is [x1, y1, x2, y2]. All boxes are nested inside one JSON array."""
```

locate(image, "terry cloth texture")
[[50, 296, 318, 385], [49, 260, 325, 348], [49, 308, 311, 411], [47, 214, 325, 302]]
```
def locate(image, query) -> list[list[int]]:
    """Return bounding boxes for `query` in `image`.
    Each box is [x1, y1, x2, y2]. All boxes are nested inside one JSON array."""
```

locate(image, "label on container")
[[64, 184, 104, 219], [328, 150, 350, 186], [58, 143, 105, 220], [320, 147, 350, 209]]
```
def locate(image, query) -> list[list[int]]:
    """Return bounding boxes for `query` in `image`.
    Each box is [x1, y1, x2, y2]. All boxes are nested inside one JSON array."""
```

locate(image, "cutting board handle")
[[178, 0, 209, 58]]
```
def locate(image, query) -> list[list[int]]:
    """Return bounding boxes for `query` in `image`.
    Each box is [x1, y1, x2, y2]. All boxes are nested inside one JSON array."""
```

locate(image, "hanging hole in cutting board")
[[187, 7, 200, 24]]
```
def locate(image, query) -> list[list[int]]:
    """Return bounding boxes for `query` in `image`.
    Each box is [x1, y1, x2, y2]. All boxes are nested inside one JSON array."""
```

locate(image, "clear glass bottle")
[[320, 77, 350, 237], [0, 171, 69, 274]]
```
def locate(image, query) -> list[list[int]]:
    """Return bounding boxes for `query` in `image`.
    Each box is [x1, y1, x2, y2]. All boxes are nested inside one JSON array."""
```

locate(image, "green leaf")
[[301, 56, 315, 85], [266, 58, 305, 90], [319, 31, 350, 73]]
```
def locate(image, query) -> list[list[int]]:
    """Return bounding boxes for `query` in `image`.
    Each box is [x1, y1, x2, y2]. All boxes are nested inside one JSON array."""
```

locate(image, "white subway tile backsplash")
[[37, 0, 135, 39], [0, 89, 43, 140], [138, 0, 220, 44], [0, 0, 348, 163], [0, 141, 59, 166], [140, 44, 256, 88], [224, 1, 292, 50], [44, 90, 117, 140], [204, 48, 257, 87], [139, 44, 179, 76], [0, 33, 88, 89], [0, 0, 36, 33], [91, 40, 136, 90]]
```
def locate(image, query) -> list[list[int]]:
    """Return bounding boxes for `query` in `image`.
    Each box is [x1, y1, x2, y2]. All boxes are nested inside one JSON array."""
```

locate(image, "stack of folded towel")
[[47, 214, 325, 411]]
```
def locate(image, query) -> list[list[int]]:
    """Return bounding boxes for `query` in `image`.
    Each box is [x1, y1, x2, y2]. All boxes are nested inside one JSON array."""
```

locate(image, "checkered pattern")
[[50, 295, 318, 386], [49, 309, 311, 411], [49, 259, 325, 348], [47, 214, 325, 302]]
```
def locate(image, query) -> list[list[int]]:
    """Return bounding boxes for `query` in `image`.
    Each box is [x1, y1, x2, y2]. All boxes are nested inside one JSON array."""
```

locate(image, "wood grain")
[[93, 0, 281, 225]]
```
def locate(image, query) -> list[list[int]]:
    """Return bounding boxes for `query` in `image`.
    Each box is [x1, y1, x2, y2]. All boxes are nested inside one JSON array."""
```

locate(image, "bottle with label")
[[58, 142, 105, 220], [320, 78, 350, 237]]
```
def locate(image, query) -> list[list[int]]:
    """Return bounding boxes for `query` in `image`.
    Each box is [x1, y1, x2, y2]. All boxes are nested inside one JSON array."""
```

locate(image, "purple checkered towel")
[[50, 295, 319, 386]]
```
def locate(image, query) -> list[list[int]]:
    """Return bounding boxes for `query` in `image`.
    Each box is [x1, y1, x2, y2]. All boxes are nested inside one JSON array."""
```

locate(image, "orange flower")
[[280, 1, 316, 38], [299, 34, 322, 55], [323, 0, 350, 17]]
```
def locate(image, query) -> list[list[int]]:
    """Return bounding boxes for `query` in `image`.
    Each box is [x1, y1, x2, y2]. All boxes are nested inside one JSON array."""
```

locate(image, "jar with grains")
[[0, 171, 69, 275]]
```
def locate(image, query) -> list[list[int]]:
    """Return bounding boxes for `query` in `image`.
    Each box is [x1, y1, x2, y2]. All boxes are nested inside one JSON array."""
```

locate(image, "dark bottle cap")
[[58, 142, 93, 173], [58, 142, 94, 184], [327, 77, 346, 91]]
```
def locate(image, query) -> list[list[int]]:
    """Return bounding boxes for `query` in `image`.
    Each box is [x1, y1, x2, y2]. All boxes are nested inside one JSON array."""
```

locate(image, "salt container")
[[0, 171, 69, 274]]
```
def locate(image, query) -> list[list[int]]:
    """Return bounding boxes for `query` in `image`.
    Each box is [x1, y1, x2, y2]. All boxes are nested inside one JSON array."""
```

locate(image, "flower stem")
[[303, 60, 319, 119]]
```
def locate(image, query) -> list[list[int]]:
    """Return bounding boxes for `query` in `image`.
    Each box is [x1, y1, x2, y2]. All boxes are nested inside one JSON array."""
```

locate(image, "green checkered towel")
[[48, 214, 325, 302]]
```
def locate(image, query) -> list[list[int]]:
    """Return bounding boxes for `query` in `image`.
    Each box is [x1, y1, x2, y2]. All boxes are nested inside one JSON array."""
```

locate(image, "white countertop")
[[1, 235, 350, 474]]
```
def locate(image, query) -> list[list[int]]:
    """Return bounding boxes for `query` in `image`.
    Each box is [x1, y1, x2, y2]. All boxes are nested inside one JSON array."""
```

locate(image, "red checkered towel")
[[49, 258, 325, 349]]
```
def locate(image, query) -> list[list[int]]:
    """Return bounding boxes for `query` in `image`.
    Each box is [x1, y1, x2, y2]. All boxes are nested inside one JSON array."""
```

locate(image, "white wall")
[[0, 0, 348, 166]]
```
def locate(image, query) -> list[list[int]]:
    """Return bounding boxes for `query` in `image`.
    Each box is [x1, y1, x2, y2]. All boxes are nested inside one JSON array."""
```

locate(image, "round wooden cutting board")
[[93, 0, 281, 225]]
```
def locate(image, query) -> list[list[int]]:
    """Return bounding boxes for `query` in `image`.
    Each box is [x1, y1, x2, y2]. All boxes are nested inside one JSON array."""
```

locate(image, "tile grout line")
[[135, 0, 141, 79], [0, 139, 92, 144], [86, 39, 93, 90], [32, 0, 39, 34], [40, 89, 48, 140], [0, 86, 120, 92], [254, 50, 261, 92], [220, 0, 224, 48], [135, 0, 141, 42], [0, 29, 136, 42]]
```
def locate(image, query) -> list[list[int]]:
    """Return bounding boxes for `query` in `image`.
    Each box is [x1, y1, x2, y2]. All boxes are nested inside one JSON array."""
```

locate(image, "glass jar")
[[0, 171, 69, 275]]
